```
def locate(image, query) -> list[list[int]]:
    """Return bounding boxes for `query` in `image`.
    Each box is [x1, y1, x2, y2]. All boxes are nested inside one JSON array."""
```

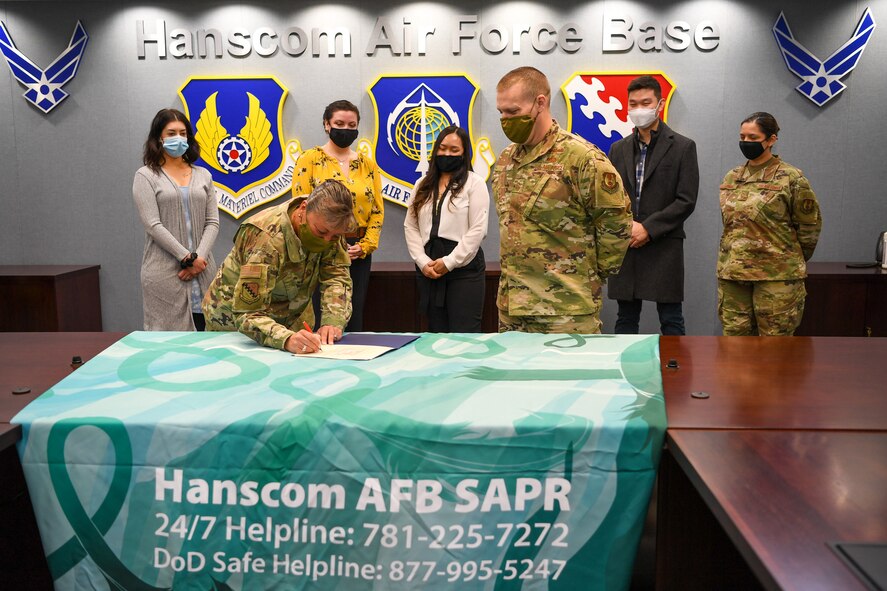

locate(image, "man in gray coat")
[[606, 76, 699, 335]]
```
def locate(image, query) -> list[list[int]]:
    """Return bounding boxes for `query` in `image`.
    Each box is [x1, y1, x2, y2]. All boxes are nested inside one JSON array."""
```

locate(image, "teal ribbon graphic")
[[46, 418, 233, 590]]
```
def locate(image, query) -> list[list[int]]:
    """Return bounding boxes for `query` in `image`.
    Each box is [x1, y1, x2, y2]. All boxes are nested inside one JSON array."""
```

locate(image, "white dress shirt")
[[404, 171, 490, 271]]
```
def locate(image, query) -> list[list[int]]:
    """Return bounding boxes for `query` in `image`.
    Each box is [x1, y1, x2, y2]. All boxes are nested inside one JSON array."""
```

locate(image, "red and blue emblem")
[[561, 72, 675, 155]]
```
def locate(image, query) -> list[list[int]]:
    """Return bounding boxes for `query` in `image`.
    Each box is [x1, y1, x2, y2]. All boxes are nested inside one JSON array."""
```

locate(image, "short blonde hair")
[[306, 180, 357, 233], [497, 67, 550, 102]]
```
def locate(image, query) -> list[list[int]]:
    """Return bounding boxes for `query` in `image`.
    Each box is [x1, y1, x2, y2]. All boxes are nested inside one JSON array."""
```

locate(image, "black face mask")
[[739, 141, 766, 160], [435, 155, 463, 173], [329, 127, 358, 149]]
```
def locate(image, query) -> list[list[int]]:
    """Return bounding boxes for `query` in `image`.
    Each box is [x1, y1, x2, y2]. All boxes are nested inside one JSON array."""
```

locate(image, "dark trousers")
[[418, 249, 485, 333], [345, 253, 371, 332], [312, 253, 372, 332], [192, 313, 205, 331], [615, 299, 685, 335]]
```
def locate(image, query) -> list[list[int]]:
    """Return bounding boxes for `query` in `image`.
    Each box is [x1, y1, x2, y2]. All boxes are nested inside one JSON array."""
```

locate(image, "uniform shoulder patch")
[[601, 171, 619, 194], [233, 263, 269, 311], [241, 264, 264, 278], [239, 281, 261, 305]]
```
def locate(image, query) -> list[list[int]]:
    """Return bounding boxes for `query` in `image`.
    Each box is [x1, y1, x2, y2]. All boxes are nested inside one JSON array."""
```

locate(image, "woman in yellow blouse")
[[292, 100, 384, 331]]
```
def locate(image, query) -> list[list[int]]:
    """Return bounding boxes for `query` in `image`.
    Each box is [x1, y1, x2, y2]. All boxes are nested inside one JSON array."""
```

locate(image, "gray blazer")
[[606, 121, 699, 303], [133, 165, 219, 330]]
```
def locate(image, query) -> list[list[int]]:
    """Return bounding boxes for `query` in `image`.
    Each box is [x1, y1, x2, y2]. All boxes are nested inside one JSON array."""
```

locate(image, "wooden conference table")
[[660, 335, 887, 431], [658, 336, 887, 591], [0, 332, 125, 589], [2, 334, 886, 590], [0, 332, 126, 446], [663, 430, 887, 591]]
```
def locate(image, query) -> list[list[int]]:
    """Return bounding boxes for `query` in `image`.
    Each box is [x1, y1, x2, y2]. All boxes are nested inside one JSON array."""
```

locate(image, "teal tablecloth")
[[14, 331, 665, 590]]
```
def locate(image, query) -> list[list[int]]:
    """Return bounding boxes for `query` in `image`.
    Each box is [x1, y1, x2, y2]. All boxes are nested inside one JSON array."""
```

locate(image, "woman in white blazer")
[[404, 126, 489, 332]]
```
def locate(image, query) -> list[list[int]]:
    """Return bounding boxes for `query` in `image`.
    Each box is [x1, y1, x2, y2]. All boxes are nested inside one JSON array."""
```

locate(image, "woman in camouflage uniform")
[[202, 180, 355, 354], [717, 112, 822, 336]]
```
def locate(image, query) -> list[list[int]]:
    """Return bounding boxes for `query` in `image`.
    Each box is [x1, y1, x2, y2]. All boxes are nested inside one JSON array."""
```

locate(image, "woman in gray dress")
[[133, 109, 219, 330]]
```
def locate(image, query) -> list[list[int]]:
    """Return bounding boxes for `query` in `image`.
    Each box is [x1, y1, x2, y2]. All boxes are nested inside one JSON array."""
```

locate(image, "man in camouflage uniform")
[[718, 151, 822, 336], [203, 180, 355, 353], [493, 67, 632, 334]]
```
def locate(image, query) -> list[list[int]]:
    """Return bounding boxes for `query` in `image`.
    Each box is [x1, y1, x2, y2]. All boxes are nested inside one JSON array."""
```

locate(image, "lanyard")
[[430, 184, 451, 240]]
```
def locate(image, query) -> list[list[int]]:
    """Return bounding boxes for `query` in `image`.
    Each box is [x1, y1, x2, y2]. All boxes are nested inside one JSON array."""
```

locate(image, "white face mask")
[[627, 102, 661, 129]]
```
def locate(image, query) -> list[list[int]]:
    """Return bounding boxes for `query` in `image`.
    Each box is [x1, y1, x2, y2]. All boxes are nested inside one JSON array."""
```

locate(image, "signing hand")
[[629, 221, 650, 248], [285, 329, 322, 354], [317, 325, 343, 345], [347, 244, 364, 260]]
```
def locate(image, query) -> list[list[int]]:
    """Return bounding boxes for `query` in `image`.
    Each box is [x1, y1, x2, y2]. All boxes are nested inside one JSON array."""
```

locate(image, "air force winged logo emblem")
[[364, 74, 495, 207], [773, 8, 876, 107], [0, 20, 88, 113], [562, 72, 675, 155], [179, 77, 302, 219]]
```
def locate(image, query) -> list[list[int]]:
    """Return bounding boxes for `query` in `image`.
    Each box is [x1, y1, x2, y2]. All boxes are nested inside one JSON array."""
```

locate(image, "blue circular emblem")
[[217, 135, 253, 173]]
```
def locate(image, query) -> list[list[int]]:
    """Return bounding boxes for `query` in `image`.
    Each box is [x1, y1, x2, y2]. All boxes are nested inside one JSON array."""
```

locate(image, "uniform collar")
[[738, 155, 781, 182], [284, 198, 306, 262], [513, 119, 560, 164]]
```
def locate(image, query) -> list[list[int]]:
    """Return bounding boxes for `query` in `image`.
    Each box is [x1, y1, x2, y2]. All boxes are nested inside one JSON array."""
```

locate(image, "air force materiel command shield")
[[562, 72, 675, 156], [0, 20, 88, 113], [773, 8, 876, 107], [179, 77, 302, 219], [364, 74, 495, 207]]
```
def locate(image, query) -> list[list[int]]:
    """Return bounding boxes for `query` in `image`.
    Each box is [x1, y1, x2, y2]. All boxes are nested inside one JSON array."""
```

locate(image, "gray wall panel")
[[0, 1, 883, 334]]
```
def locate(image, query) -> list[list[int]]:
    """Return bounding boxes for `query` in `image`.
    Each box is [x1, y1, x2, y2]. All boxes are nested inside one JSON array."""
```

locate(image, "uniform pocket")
[[522, 174, 570, 231], [753, 184, 788, 222], [721, 183, 784, 225]]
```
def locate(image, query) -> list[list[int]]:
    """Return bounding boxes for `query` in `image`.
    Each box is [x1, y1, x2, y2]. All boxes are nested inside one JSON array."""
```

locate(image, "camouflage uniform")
[[492, 120, 632, 334], [202, 198, 352, 350], [717, 156, 822, 336]]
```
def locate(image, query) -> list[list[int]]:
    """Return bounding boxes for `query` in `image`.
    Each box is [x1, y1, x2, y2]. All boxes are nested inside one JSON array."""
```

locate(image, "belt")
[[343, 226, 367, 240]]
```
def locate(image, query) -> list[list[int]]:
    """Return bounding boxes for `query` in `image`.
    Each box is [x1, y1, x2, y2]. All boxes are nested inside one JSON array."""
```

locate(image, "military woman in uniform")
[[202, 180, 356, 354], [717, 112, 822, 336]]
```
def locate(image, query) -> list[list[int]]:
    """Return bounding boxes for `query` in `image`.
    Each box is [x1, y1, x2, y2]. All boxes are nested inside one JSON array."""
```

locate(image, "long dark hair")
[[142, 108, 200, 172], [409, 126, 473, 220]]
